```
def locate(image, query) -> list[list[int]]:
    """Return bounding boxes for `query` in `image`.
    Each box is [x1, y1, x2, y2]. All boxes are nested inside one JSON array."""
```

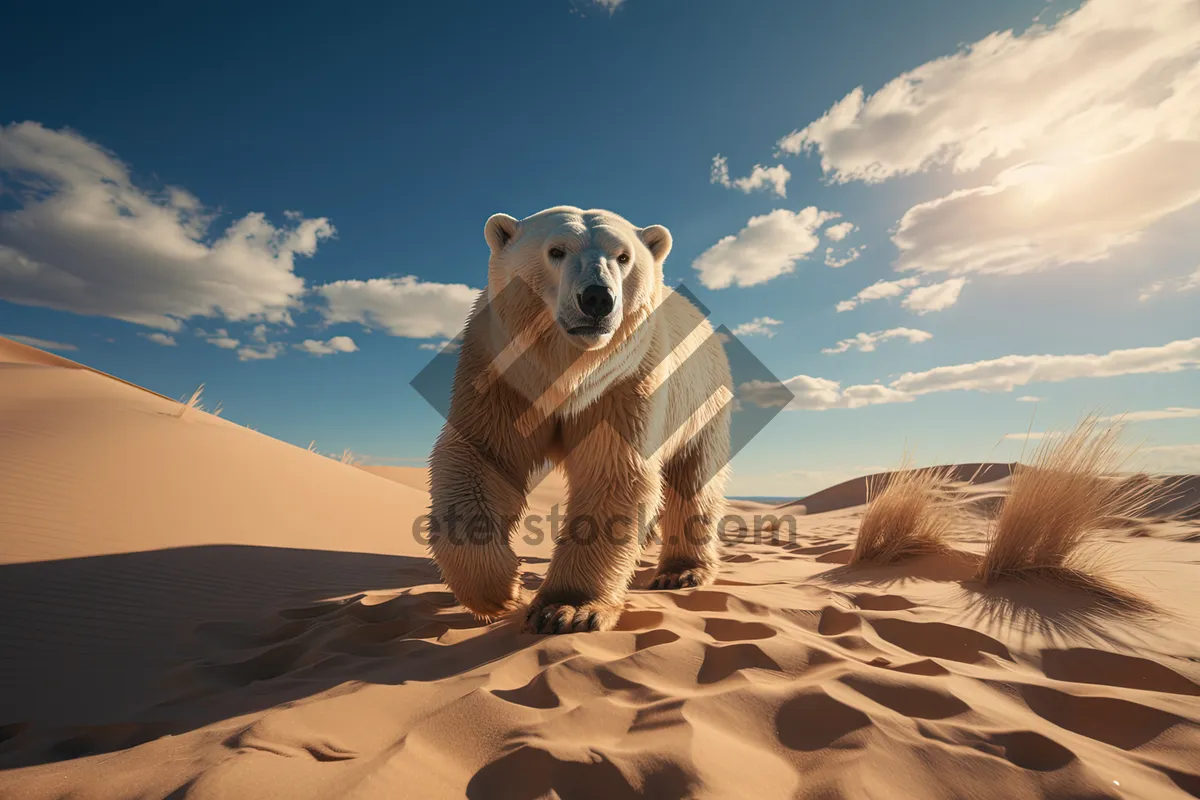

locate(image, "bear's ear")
[[638, 225, 673, 264], [485, 213, 520, 253]]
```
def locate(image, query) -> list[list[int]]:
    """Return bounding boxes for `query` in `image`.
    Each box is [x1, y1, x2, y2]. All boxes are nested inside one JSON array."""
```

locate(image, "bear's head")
[[483, 206, 672, 351]]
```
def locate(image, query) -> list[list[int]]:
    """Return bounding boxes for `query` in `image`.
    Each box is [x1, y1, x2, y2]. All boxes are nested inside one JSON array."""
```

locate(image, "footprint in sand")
[[838, 673, 970, 720], [491, 671, 562, 710], [1040, 648, 1200, 696], [980, 730, 1077, 771], [704, 618, 777, 642], [698, 642, 782, 684], [776, 690, 872, 751], [1018, 685, 1188, 750], [817, 607, 861, 636], [869, 618, 1013, 664], [853, 593, 918, 611]]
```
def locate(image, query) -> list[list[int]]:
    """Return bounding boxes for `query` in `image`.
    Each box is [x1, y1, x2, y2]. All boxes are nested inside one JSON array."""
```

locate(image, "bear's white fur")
[[428, 206, 732, 633]]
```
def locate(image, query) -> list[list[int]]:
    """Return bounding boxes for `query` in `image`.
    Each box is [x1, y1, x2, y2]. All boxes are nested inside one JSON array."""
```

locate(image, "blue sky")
[[2, 0, 1198, 496]]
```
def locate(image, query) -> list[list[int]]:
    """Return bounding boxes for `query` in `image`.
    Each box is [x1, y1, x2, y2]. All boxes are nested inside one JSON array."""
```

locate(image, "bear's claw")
[[648, 567, 712, 590], [522, 600, 621, 634]]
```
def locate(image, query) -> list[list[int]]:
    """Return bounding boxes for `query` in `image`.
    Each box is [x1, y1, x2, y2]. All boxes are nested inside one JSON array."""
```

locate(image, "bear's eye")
[[548, 247, 565, 259], [617, 253, 630, 265]]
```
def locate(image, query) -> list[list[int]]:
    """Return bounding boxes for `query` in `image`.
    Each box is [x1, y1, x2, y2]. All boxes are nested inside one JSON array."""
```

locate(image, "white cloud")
[[901, 278, 966, 314], [779, 0, 1200, 182], [141, 332, 177, 347], [237, 343, 286, 362], [0, 122, 334, 331], [824, 221, 856, 242], [824, 246, 863, 268], [822, 327, 932, 354], [892, 336, 1200, 395], [1139, 265, 1200, 301], [692, 207, 838, 289], [1104, 407, 1200, 423], [250, 324, 270, 343], [836, 276, 920, 312], [295, 335, 359, 356], [1016, 395, 1042, 403], [782, 0, 1200, 278], [1, 333, 76, 351], [892, 149, 1200, 276], [314, 277, 479, 339], [740, 376, 914, 411], [747, 336, 1200, 413], [419, 339, 461, 352], [592, 0, 625, 11], [195, 327, 240, 349], [710, 155, 791, 198], [731, 316, 783, 338]]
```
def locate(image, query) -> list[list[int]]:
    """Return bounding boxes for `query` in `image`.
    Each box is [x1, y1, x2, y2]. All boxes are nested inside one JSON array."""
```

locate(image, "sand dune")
[[2, 337, 1200, 799], [779, 462, 1016, 516]]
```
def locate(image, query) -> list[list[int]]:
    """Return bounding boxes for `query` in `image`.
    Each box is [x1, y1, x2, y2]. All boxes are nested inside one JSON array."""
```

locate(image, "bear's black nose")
[[578, 285, 615, 320]]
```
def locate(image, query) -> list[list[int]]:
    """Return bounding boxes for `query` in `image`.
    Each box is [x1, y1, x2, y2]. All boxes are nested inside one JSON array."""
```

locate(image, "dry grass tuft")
[[851, 459, 961, 565], [339, 448, 359, 466], [176, 384, 206, 419], [979, 414, 1159, 611]]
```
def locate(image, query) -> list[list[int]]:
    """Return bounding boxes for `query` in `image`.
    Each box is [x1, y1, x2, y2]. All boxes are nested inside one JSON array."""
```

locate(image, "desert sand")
[[2, 334, 1200, 799]]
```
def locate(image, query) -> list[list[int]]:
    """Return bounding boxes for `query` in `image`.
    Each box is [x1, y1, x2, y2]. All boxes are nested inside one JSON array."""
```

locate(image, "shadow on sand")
[[0, 545, 532, 769]]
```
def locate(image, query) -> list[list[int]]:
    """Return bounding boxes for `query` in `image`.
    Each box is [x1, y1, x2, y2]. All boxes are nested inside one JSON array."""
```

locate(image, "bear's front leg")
[[523, 428, 662, 634], [429, 427, 534, 621]]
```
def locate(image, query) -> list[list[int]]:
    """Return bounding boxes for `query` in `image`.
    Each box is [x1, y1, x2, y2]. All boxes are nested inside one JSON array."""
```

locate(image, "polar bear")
[[427, 206, 732, 634]]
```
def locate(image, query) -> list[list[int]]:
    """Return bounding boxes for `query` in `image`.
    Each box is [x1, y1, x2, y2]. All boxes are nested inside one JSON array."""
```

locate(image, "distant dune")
[[2, 335, 1199, 799]]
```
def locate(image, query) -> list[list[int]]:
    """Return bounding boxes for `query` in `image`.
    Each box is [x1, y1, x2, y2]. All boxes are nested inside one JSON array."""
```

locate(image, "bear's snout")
[[577, 284, 615, 320]]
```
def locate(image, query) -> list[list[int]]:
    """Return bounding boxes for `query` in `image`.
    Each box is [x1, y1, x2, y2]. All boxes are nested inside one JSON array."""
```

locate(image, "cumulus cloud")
[[692, 207, 838, 289], [835, 276, 920, 312], [237, 343, 286, 362], [780, 376, 914, 411], [314, 276, 479, 339], [779, 0, 1200, 182], [892, 336, 1200, 395], [731, 316, 783, 338], [195, 328, 240, 349], [822, 327, 932, 354], [740, 376, 912, 411], [745, 336, 1200, 412], [901, 278, 966, 314], [1, 333, 76, 351], [892, 149, 1200, 276], [824, 221, 856, 242], [782, 0, 1200, 278], [1139, 265, 1200, 301], [824, 246, 863, 268], [710, 155, 791, 198], [0, 122, 334, 331], [141, 332, 177, 347], [295, 335, 358, 357]]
